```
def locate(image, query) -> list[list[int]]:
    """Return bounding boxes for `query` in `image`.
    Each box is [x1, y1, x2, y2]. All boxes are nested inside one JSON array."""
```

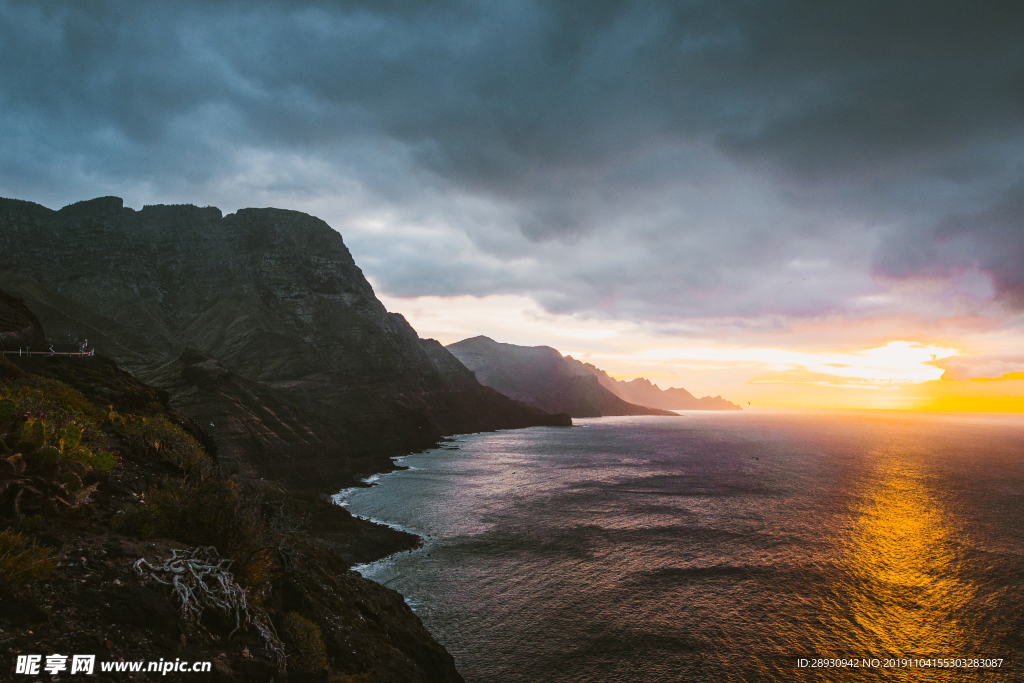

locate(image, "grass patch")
[[283, 611, 328, 674], [109, 425, 277, 592], [113, 413, 210, 475], [3, 377, 103, 426], [0, 528, 54, 586]]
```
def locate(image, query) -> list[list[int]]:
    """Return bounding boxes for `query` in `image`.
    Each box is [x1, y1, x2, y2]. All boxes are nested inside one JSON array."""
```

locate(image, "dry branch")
[[134, 546, 285, 668]]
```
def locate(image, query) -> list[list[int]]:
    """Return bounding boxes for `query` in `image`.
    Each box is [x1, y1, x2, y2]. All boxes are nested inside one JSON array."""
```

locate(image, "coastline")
[[0, 353, 467, 682], [330, 438, 472, 571]]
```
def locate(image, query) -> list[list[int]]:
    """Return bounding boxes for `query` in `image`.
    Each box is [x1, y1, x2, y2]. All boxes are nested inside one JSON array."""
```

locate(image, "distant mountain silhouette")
[[588, 372, 742, 411], [448, 336, 741, 414], [446, 336, 678, 417]]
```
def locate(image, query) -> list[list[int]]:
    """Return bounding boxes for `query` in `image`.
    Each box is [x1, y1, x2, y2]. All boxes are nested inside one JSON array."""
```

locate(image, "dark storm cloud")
[[876, 184, 1024, 308], [713, 3, 1024, 176], [2, 0, 1024, 313]]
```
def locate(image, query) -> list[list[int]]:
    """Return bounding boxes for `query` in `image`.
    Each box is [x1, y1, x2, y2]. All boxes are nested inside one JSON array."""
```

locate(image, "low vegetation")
[[283, 610, 329, 673], [1, 384, 116, 521], [0, 373, 291, 664], [0, 360, 441, 681], [0, 527, 54, 586]]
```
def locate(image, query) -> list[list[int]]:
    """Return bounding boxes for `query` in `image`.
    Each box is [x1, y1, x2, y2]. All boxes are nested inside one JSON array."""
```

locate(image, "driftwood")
[[134, 546, 285, 668]]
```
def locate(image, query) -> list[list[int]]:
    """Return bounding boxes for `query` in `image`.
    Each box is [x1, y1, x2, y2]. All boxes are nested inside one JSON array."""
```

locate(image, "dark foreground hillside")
[[0, 196, 568, 493], [0, 351, 461, 682]]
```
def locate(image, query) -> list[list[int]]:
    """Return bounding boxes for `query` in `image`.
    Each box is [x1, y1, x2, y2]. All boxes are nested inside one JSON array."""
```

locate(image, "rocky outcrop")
[[446, 336, 677, 418], [0, 196, 568, 491]]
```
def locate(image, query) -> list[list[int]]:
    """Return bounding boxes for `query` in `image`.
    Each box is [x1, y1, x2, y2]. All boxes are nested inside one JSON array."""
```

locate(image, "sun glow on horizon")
[[628, 341, 959, 384], [374, 291, 1024, 413]]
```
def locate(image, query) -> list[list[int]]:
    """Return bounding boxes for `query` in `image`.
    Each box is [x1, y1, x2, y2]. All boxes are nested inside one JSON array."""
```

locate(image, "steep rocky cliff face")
[[446, 336, 677, 418], [0, 196, 567, 490]]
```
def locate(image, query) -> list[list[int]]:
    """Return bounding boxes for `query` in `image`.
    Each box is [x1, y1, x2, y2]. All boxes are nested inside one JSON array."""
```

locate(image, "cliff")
[[0, 196, 569, 492], [446, 336, 677, 418]]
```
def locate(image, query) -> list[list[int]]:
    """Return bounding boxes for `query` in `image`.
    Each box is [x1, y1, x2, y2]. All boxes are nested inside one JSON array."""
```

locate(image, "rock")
[[239, 658, 276, 683], [102, 538, 125, 558]]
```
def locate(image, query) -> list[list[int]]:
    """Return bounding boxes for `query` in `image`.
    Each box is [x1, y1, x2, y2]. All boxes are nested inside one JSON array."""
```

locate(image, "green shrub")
[[0, 528, 54, 586], [283, 611, 328, 673], [1, 408, 113, 518], [109, 504, 149, 536], [111, 412, 209, 476], [2, 378, 102, 425], [1, 383, 107, 466], [0, 355, 23, 380], [112, 477, 270, 568], [16, 417, 116, 470]]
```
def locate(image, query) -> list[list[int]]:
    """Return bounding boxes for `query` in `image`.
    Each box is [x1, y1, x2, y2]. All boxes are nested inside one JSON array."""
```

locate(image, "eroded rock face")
[[0, 288, 46, 351], [0, 196, 562, 490]]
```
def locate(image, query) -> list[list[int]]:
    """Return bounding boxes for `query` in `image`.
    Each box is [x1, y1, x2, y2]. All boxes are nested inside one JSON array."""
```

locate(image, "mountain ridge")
[[0, 196, 569, 491], [446, 336, 679, 417], [448, 335, 741, 413], [582, 364, 742, 411]]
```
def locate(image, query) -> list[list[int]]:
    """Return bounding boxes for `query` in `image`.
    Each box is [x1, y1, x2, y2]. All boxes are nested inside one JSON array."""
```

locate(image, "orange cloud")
[[970, 372, 1024, 382]]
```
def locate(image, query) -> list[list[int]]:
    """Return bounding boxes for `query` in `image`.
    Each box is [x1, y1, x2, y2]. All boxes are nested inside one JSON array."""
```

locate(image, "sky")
[[2, 0, 1024, 411]]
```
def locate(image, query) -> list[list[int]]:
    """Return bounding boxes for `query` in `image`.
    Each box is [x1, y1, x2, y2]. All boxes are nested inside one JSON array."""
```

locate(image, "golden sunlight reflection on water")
[[346, 413, 1023, 682], [794, 449, 977, 681]]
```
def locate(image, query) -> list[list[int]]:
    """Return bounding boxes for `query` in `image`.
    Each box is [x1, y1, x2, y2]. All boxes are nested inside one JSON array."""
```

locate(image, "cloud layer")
[[3, 0, 1024, 331]]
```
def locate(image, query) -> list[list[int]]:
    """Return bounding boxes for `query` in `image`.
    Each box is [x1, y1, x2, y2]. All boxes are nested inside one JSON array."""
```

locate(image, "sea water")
[[337, 411, 1024, 682]]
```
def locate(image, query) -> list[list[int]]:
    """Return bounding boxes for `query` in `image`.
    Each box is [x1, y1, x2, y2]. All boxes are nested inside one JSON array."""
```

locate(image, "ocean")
[[337, 411, 1024, 682]]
